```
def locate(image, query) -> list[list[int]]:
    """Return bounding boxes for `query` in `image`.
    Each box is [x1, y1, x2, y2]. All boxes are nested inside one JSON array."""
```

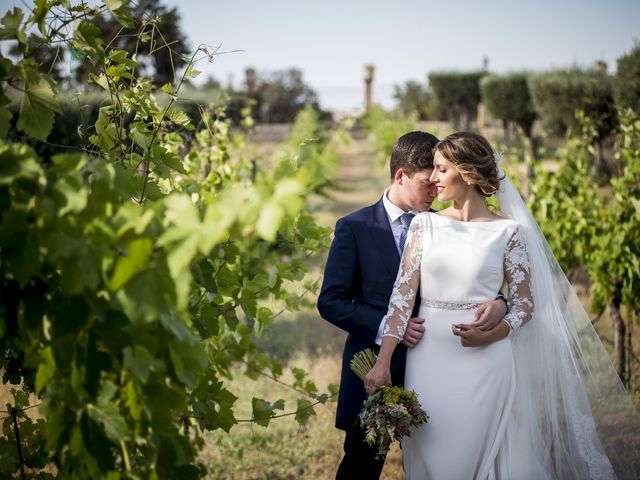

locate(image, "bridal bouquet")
[[350, 348, 428, 459]]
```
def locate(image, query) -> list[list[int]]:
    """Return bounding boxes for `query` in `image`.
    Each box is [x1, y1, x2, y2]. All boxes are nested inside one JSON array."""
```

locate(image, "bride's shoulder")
[[485, 212, 511, 222], [412, 211, 429, 225], [416, 211, 437, 222], [501, 219, 525, 240]]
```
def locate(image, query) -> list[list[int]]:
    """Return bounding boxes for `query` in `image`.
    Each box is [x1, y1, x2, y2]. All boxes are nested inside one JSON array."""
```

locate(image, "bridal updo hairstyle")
[[434, 132, 502, 197]]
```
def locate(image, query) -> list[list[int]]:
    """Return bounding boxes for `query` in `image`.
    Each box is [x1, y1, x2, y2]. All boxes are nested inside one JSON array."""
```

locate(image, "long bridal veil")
[[496, 171, 640, 479]]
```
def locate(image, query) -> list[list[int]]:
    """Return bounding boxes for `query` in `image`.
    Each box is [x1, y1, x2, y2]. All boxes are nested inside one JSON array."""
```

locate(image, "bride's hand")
[[364, 362, 391, 395]]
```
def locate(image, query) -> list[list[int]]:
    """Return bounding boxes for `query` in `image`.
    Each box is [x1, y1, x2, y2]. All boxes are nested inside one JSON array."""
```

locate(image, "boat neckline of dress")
[[431, 213, 513, 224]]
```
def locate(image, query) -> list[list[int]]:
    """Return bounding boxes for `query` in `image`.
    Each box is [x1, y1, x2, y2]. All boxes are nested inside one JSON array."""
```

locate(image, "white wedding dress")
[[382, 212, 541, 479], [378, 163, 639, 478]]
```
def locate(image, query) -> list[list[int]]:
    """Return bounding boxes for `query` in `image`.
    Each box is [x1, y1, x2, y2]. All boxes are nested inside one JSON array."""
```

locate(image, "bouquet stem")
[[350, 348, 377, 381]]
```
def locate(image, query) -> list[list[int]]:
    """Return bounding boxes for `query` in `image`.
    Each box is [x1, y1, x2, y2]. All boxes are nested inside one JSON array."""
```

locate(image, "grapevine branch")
[[236, 395, 336, 424], [240, 359, 336, 414], [11, 408, 26, 479]]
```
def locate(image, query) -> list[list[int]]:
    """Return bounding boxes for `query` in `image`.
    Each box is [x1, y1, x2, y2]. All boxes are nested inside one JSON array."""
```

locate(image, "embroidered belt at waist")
[[421, 299, 481, 310]]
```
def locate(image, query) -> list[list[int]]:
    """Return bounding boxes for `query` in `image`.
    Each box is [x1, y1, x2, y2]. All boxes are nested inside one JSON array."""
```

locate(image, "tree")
[[202, 74, 221, 90], [393, 80, 431, 120], [481, 73, 538, 185], [34, 0, 188, 87], [9, 33, 65, 83], [428, 71, 485, 129], [255, 68, 320, 123], [528, 69, 617, 180], [528, 69, 617, 139], [481, 73, 536, 141], [613, 43, 640, 113]]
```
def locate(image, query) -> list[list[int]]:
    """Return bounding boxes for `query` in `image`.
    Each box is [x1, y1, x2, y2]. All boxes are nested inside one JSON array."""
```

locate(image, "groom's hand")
[[471, 299, 507, 331], [453, 321, 510, 347], [402, 317, 425, 348]]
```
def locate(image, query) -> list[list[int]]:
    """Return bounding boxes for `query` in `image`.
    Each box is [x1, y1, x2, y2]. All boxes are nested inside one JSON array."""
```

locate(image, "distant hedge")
[[428, 71, 485, 129], [528, 69, 617, 141], [480, 73, 536, 139]]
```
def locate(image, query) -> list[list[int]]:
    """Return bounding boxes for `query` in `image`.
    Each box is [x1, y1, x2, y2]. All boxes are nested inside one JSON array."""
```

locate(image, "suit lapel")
[[368, 198, 401, 277]]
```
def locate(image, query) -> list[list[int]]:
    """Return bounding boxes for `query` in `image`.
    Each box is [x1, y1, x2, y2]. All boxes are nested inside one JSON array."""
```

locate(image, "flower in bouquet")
[[350, 348, 428, 459]]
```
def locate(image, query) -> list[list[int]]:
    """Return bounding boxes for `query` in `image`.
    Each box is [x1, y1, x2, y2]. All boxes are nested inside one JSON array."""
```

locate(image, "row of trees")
[[1, 2, 341, 478], [181, 68, 325, 125], [394, 45, 639, 179]]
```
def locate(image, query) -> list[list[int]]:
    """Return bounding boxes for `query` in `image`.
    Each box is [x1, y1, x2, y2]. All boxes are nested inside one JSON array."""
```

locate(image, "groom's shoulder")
[[339, 198, 382, 225]]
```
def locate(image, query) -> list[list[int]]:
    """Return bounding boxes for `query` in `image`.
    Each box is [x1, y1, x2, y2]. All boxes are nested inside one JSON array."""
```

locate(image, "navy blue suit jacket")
[[317, 198, 421, 430]]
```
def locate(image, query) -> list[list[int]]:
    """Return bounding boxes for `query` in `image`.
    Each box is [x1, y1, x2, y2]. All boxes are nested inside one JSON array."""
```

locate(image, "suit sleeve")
[[317, 217, 385, 344]]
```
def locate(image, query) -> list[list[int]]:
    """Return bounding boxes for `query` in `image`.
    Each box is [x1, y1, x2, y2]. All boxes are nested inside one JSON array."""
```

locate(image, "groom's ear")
[[394, 168, 406, 184]]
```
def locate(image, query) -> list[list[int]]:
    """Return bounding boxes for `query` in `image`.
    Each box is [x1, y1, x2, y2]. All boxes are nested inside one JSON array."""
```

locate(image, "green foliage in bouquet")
[[360, 386, 428, 459]]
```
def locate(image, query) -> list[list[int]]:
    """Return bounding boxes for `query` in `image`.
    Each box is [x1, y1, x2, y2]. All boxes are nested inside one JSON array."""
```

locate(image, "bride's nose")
[[429, 169, 437, 183]]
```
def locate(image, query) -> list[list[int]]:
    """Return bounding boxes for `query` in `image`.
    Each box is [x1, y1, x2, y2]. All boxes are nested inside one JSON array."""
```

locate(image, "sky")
[[3, 0, 640, 111]]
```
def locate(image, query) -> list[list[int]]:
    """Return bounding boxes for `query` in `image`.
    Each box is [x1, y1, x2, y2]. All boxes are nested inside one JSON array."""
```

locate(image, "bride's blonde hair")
[[434, 132, 502, 197]]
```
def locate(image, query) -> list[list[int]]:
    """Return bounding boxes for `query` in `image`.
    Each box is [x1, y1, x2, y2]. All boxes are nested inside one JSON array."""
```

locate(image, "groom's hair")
[[390, 131, 439, 180]]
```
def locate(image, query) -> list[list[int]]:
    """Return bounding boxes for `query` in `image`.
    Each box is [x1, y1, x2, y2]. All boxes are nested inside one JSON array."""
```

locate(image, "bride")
[[365, 131, 638, 479]]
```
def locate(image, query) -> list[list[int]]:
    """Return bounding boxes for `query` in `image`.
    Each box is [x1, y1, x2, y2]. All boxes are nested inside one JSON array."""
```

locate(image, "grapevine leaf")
[[0, 143, 42, 185], [166, 107, 192, 128], [192, 379, 238, 432], [169, 341, 207, 388], [256, 201, 284, 241], [87, 385, 130, 445], [184, 66, 201, 78], [17, 68, 60, 140], [0, 8, 26, 45], [122, 345, 154, 383], [35, 347, 56, 395], [251, 398, 285, 427], [110, 237, 153, 290], [32, 0, 50, 36], [294, 398, 316, 426], [59, 243, 100, 294]]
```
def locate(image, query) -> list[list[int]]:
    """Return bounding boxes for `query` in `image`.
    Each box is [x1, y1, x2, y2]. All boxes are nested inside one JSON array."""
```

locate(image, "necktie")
[[398, 212, 415, 254]]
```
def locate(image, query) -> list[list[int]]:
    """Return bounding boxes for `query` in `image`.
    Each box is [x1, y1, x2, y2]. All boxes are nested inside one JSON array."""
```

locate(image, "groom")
[[317, 131, 508, 479]]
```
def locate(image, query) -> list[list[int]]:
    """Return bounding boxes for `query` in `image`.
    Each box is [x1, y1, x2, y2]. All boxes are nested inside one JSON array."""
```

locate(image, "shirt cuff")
[[374, 317, 386, 345]]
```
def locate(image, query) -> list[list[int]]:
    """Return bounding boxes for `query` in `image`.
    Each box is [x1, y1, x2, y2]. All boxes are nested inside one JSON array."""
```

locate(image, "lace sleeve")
[[503, 225, 533, 334], [382, 216, 423, 340]]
